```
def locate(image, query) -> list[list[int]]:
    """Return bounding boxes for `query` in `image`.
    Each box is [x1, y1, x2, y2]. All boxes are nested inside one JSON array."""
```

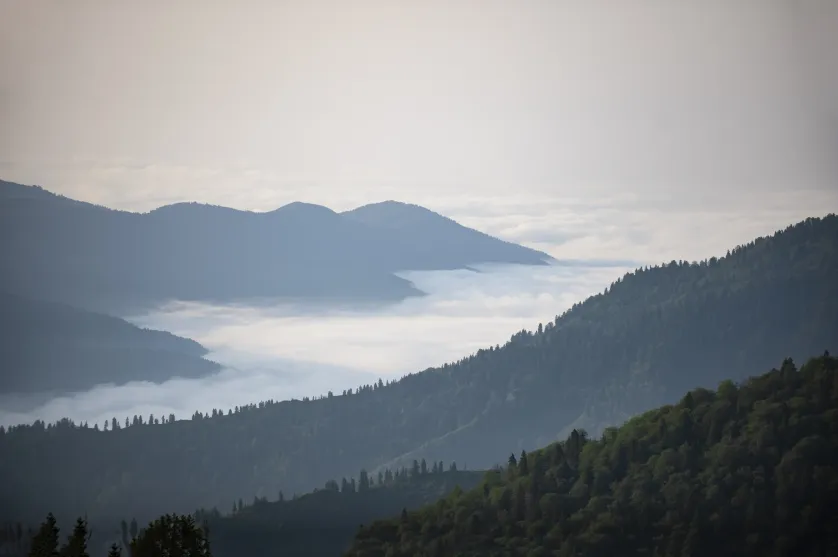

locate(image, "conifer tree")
[[28, 513, 59, 557]]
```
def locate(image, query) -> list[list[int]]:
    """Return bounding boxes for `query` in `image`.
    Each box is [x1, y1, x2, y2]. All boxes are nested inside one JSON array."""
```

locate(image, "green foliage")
[[1, 215, 835, 528], [58, 518, 90, 557], [129, 514, 211, 557], [27, 513, 59, 557], [346, 354, 838, 557]]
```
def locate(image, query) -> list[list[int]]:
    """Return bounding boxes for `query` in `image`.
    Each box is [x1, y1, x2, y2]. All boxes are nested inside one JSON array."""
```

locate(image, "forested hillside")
[[349, 354, 838, 557], [1, 466, 480, 557], [0, 215, 835, 530], [9, 354, 836, 557], [204, 467, 481, 557]]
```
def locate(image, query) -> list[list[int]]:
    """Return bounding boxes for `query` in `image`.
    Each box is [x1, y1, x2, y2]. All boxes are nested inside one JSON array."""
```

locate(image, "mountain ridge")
[[0, 214, 834, 526], [0, 180, 552, 315], [347, 353, 838, 557]]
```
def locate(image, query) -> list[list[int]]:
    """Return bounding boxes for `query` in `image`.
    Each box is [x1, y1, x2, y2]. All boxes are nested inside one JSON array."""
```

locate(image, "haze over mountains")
[[2, 1, 836, 554], [0, 292, 220, 395], [2, 214, 834, 529], [0, 180, 552, 316], [0, 179, 555, 397]]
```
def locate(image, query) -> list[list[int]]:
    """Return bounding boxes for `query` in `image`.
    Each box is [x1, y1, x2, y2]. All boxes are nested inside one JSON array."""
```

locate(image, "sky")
[[0, 1, 837, 426], [1, 0, 836, 215]]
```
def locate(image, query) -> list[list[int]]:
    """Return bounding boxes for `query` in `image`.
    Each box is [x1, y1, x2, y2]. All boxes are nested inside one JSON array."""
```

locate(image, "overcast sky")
[[1, 0, 836, 216]]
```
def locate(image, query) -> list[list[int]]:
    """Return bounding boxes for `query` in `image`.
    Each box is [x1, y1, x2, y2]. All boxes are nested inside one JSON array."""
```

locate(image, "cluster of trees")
[[0, 383, 403, 436], [348, 354, 838, 556], [0, 215, 834, 531], [2, 513, 210, 557], [204, 469, 482, 557], [220, 458, 463, 516]]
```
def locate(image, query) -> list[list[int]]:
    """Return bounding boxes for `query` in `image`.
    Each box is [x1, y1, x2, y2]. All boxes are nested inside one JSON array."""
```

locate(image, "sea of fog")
[[0, 262, 633, 428]]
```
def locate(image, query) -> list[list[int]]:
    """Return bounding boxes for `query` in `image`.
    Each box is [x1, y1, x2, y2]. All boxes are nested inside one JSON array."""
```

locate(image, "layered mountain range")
[[0, 179, 551, 393], [1, 214, 834, 528], [0, 180, 552, 315]]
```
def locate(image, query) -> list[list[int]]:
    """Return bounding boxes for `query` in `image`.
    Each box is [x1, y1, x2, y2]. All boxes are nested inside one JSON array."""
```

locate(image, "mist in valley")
[[2, 190, 833, 429]]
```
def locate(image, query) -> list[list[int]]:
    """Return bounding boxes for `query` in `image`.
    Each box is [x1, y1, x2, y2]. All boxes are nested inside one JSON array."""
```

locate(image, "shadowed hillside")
[[204, 468, 482, 557], [0, 180, 551, 314], [0, 215, 834, 529], [0, 292, 220, 394], [342, 201, 552, 270], [348, 354, 838, 557]]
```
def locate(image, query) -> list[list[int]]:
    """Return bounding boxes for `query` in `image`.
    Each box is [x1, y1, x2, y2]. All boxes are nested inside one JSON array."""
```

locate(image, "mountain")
[[0, 215, 834, 526], [0, 180, 551, 314], [12, 354, 837, 557], [0, 292, 221, 394], [348, 354, 838, 557], [342, 201, 551, 270]]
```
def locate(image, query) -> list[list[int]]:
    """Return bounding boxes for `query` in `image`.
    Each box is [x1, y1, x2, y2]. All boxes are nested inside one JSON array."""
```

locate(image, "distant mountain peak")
[[342, 200, 456, 229], [147, 201, 252, 216], [270, 201, 338, 216]]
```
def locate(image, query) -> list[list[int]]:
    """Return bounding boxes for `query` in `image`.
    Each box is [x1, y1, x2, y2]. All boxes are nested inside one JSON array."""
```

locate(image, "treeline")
[[205, 468, 482, 557], [12, 354, 836, 557], [3, 466, 479, 557], [1, 215, 835, 528], [216, 458, 464, 517], [348, 354, 838, 556], [1, 513, 210, 557], [0, 381, 396, 435]]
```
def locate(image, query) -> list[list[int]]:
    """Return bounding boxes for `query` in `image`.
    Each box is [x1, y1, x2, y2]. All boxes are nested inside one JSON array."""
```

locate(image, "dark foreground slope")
[[1, 470, 482, 557], [204, 469, 482, 557], [349, 354, 838, 557], [0, 181, 550, 313], [0, 216, 834, 527], [0, 292, 220, 394], [10, 355, 836, 557]]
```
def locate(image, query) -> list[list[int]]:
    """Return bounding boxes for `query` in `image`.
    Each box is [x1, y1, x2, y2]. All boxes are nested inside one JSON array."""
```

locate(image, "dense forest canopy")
[[0, 215, 835, 533], [348, 354, 838, 557], [6, 354, 837, 556]]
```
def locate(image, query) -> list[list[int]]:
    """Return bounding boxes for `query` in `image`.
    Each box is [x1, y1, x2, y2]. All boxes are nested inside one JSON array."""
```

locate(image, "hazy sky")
[[1, 0, 836, 215]]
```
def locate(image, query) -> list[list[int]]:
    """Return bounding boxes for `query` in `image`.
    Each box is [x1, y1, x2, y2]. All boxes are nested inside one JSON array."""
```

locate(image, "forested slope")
[[348, 354, 838, 557], [204, 468, 482, 557], [0, 215, 835, 529]]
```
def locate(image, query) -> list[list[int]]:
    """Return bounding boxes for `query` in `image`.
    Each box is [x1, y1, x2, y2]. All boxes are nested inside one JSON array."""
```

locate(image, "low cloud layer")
[[0, 261, 626, 428], [1, 193, 835, 429]]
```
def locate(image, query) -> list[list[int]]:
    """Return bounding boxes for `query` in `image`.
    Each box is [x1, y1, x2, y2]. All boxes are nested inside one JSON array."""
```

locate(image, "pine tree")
[[59, 517, 90, 557], [28, 513, 59, 557], [519, 450, 529, 476]]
